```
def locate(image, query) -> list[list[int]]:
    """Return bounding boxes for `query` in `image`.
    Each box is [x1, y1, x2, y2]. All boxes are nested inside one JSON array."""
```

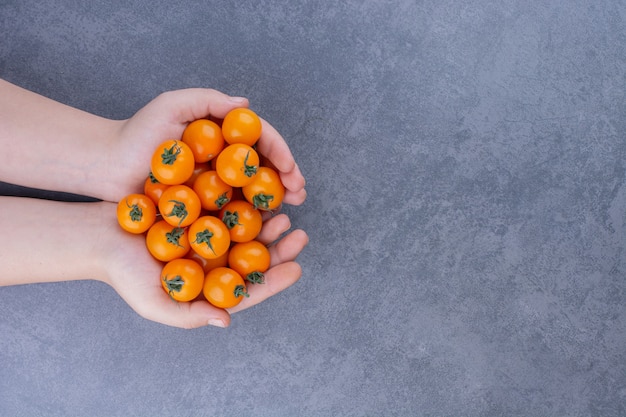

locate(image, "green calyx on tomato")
[[161, 142, 182, 165], [127, 201, 143, 222], [234, 285, 250, 298], [221, 210, 241, 229], [163, 274, 184, 294], [243, 151, 257, 178], [165, 199, 188, 225], [215, 192, 230, 210], [250, 193, 274, 210], [193, 229, 217, 255], [246, 271, 265, 284], [148, 171, 159, 183], [166, 227, 185, 248]]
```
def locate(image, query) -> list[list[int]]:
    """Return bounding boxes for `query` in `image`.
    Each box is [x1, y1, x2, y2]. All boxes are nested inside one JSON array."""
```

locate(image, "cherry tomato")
[[116, 193, 157, 234], [181, 119, 225, 163], [219, 200, 262, 243], [143, 173, 170, 206], [158, 185, 202, 227], [160, 258, 205, 302], [221, 108, 262, 147], [203, 267, 249, 309], [150, 139, 195, 185], [215, 143, 259, 187], [145, 220, 190, 262], [228, 240, 270, 284], [186, 248, 229, 274], [193, 170, 233, 211], [188, 216, 231, 259], [242, 166, 285, 211]]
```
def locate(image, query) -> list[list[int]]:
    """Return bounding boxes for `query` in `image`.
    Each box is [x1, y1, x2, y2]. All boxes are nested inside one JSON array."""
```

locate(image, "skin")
[[0, 78, 308, 329]]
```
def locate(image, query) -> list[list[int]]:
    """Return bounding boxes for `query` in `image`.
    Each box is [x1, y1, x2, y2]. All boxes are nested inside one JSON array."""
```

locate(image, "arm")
[[0, 196, 109, 286], [0, 196, 309, 328], [0, 79, 121, 198]]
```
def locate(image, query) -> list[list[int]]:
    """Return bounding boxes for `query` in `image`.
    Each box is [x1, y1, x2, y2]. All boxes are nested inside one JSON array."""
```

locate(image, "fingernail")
[[208, 318, 226, 328], [229, 96, 247, 104]]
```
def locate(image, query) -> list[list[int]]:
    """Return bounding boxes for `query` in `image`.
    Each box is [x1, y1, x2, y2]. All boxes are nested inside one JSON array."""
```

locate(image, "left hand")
[[103, 88, 307, 206]]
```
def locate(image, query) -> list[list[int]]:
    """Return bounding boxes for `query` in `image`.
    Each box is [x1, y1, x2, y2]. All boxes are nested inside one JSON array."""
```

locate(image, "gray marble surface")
[[1, 1, 625, 416]]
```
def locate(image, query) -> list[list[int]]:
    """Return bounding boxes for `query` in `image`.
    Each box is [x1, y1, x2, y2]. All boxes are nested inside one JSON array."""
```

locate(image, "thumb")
[[148, 88, 249, 125]]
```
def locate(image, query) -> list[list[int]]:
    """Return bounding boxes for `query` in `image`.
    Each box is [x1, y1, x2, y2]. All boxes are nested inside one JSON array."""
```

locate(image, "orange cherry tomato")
[[186, 248, 229, 274], [242, 166, 285, 211], [228, 240, 270, 284], [145, 220, 190, 262], [158, 185, 202, 227], [160, 258, 205, 302], [188, 216, 231, 259], [150, 139, 195, 185], [193, 170, 233, 211], [116, 193, 157, 234], [221, 108, 262, 147], [215, 143, 259, 187], [143, 173, 170, 206], [203, 267, 249, 309], [181, 119, 225, 163], [219, 200, 263, 243]]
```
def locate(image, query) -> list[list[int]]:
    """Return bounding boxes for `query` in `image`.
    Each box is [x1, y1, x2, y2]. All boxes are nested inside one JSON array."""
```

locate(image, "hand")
[[105, 88, 306, 205], [101, 203, 309, 329]]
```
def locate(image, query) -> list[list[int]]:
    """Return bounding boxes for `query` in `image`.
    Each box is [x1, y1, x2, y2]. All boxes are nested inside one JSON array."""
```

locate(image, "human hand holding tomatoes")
[[101, 213, 231, 329], [110, 95, 308, 328], [104, 202, 308, 329], [105, 88, 306, 206]]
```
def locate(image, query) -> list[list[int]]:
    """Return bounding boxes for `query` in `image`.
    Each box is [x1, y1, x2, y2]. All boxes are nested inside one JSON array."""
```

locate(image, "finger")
[[279, 162, 306, 193], [227, 261, 302, 314], [256, 118, 297, 174], [132, 287, 231, 329], [256, 213, 292, 244], [283, 187, 307, 206], [150, 88, 249, 125], [267, 229, 309, 267]]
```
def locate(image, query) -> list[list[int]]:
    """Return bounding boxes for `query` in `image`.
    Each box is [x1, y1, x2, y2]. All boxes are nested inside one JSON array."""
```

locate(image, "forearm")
[[0, 196, 110, 286], [0, 79, 123, 198]]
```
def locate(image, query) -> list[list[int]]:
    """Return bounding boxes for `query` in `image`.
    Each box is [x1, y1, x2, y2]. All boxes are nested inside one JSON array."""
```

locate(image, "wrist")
[[0, 198, 113, 286]]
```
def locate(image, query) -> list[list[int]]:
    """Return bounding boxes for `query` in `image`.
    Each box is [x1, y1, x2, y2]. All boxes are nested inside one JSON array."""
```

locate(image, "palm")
[[103, 223, 226, 328], [105, 208, 308, 329]]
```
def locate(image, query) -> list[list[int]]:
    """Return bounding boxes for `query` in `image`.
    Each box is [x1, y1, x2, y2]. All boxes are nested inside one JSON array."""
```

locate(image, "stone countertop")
[[0, 1, 624, 416]]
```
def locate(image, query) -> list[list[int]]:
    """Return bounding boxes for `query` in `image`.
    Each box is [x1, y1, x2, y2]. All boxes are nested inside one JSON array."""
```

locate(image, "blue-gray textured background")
[[1, 1, 625, 416]]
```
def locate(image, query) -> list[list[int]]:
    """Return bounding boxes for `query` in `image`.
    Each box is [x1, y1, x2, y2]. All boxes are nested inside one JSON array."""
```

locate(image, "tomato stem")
[[221, 210, 241, 229], [166, 227, 185, 248], [161, 142, 182, 165], [193, 229, 216, 255], [163, 275, 184, 298], [215, 192, 230, 210], [246, 272, 265, 284], [243, 151, 258, 177], [166, 199, 188, 225], [251, 193, 274, 211], [234, 285, 249, 298], [126, 199, 143, 222]]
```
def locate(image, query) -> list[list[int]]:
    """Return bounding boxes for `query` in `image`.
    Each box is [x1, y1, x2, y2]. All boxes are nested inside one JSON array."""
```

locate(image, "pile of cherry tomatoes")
[[116, 108, 285, 309]]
